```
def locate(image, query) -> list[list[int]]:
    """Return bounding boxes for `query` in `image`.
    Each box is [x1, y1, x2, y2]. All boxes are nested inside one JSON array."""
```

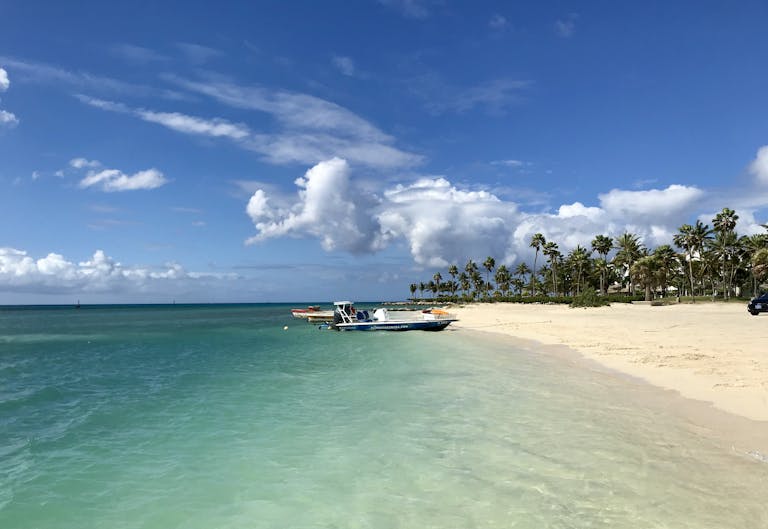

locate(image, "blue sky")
[[2, 0, 768, 303]]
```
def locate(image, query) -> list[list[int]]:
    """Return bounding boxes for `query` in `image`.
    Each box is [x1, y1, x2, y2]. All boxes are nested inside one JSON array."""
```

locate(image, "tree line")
[[409, 207, 768, 303]]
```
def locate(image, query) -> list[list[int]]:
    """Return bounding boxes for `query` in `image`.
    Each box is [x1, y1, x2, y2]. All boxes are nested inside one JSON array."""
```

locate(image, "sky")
[[1, 0, 768, 303]]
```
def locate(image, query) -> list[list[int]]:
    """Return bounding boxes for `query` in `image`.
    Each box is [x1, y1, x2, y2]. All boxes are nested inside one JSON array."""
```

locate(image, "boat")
[[305, 311, 335, 323], [323, 301, 457, 331], [290, 305, 322, 318]]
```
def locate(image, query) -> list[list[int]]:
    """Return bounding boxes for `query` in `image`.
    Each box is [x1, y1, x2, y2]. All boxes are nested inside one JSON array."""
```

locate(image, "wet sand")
[[451, 302, 768, 422]]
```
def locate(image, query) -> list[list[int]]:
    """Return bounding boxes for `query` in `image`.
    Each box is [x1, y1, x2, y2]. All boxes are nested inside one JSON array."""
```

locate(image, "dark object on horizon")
[[747, 293, 768, 316], [75, 300, 81, 309]]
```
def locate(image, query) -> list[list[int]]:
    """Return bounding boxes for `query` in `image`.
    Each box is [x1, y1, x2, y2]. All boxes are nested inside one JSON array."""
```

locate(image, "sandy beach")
[[451, 302, 768, 422]]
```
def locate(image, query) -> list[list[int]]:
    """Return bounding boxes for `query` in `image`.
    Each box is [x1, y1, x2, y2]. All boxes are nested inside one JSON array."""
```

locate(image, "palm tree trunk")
[[688, 254, 695, 303]]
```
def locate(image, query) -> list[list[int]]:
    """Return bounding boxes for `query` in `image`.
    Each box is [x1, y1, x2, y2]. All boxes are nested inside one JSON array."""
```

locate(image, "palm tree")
[[409, 283, 417, 300], [529, 233, 546, 296], [567, 245, 590, 295], [543, 241, 561, 296], [458, 272, 471, 299], [674, 224, 696, 299], [464, 259, 480, 300], [418, 282, 425, 299], [707, 231, 740, 299], [591, 234, 613, 294], [712, 208, 739, 299], [448, 264, 459, 286], [752, 248, 768, 287], [494, 264, 512, 297], [613, 232, 643, 294], [742, 234, 768, 296], [433, 272, 443, 298], [483, 256, 496, 299], [514, 262, 531, 294], [653, 245, 678, 297], [692, 221, 713, 296], [631, 255, 659, 301], [593, 258, 610, 296], [713, 207, 738, 234]]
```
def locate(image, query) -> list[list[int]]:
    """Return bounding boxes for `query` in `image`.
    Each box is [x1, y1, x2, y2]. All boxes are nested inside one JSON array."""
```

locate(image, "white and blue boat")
[[324, 301, 457, 332]]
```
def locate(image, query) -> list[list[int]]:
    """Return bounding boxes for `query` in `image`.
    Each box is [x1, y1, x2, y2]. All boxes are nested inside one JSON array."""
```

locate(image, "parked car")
[[747, 293, 768, 315]]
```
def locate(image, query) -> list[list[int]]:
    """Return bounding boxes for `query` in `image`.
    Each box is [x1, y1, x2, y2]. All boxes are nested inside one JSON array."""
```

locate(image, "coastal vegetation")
[[409, 207, 768, 305]]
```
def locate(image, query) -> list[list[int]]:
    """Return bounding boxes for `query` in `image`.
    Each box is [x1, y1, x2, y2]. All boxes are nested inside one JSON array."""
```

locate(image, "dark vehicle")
[[747, 293, 768, 315]]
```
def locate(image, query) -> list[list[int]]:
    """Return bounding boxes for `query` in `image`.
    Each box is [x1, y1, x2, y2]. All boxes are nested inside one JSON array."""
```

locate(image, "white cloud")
[[332, 55, 356, 76], [0, 67, 9, 91], [173, 77, 392, 142], [0, 247, 237, 296], [557, 202, 603, 220], [244, 159, 717, 267], [491, 159, 529, 168], [79, 167, 167, 192], [70, 157, 101, 169], [75, 94, 131, 113], [749, 145, 768, 185], [81, 80, 422, 169], [246, 157, 384, 254], [0, 67, 17, 127], [2, 57, 188, 101], [0, 109, 18, 126], [598, 185, 704, 220], [137, 110, 251, 139], [67, 158, 167, 192]]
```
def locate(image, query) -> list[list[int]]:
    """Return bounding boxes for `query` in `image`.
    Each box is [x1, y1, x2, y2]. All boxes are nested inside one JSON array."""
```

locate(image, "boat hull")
[[333, 319, 455, 332]]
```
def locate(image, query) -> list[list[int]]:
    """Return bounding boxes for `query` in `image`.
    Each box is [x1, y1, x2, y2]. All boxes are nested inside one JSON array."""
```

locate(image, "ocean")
[[1, 304, 766, 528]]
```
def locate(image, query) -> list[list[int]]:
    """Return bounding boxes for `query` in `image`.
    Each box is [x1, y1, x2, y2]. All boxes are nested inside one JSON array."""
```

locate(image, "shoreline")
[[450, 302, 768, 423]]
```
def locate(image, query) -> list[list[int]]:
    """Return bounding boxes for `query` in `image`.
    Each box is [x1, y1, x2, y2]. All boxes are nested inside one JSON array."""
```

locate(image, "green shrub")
[[570, 290, 610, 308]]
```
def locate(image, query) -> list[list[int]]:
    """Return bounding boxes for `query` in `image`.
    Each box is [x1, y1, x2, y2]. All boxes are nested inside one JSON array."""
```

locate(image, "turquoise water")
[[1, 304, 766, 528]]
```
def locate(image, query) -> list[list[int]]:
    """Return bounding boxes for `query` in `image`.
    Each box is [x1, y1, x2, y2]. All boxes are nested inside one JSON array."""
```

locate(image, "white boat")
[[305, 311, 335, 323], [324, 301, 457, 331]]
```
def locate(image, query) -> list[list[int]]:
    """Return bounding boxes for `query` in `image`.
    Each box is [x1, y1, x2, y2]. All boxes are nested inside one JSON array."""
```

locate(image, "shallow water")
[[1, 305, 766, 528]]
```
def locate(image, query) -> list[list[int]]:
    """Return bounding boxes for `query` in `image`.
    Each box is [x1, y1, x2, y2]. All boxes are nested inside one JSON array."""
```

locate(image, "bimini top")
[[333, 300, 353, 306]]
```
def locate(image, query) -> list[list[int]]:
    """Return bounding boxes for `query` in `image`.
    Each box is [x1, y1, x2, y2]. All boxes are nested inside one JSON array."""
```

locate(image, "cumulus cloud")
[[749, 145, 768, 185], [246, 158, 384, 253], [0, 67, 9, 91], [0, 67, 18, 127], [0, 109, 18, 126], [245, 159, 715, 266], [70, 157, 101, 169], [0, 247, 237, 296], [598, 184, 704, 221]]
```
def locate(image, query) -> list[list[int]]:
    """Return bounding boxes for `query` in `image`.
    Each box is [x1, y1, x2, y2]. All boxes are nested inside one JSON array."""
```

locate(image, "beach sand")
[[451, 302, 768, 423]]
